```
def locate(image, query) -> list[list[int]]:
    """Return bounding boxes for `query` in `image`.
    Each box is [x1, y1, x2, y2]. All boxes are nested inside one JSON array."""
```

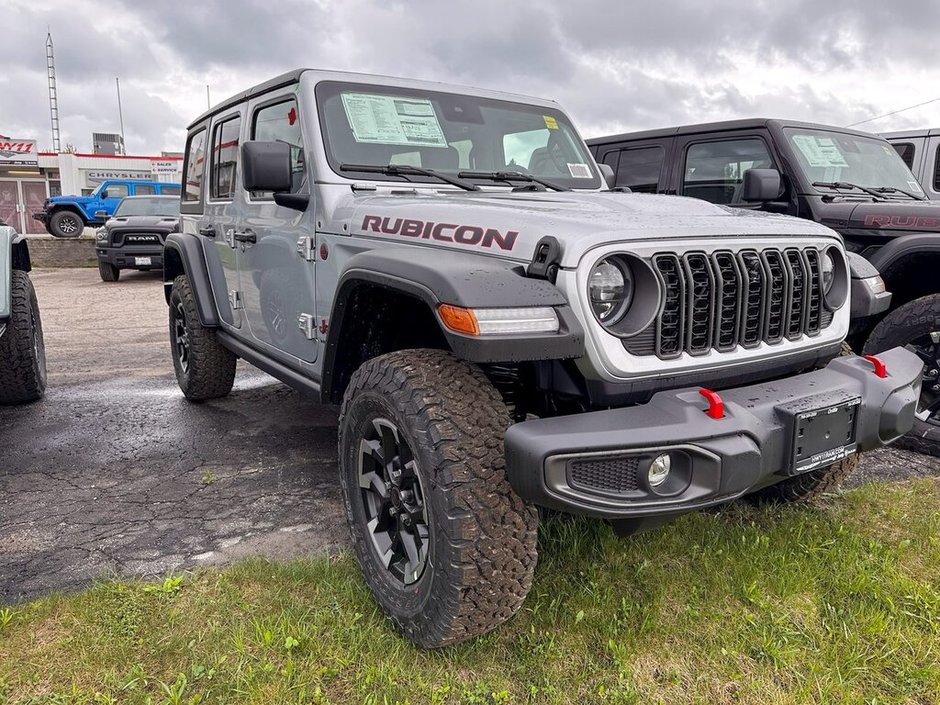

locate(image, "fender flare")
[[163, 232, 220, 327], [48, 203, 89, 223], [865, 233, 940, 277], [320, 247, 585, 402]]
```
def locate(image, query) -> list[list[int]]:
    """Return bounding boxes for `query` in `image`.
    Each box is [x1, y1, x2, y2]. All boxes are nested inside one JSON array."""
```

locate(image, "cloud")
[[0, 0, 937, 153]]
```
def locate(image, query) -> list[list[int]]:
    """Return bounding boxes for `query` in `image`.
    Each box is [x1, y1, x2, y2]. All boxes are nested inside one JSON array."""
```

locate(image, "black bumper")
[[505, 347, 921, 518], [96, 246, 164, 270]]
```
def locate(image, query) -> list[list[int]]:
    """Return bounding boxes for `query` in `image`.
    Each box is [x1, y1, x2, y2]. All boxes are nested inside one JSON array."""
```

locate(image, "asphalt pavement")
[[1, 268, 939, 602]]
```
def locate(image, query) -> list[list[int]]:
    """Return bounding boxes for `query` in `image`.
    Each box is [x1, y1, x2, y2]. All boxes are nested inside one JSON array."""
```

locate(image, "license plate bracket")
[[782, 396, 860, 475]]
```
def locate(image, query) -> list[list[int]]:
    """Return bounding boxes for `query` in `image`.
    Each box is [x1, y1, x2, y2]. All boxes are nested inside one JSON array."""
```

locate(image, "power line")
[[846, 95, 940, 128]]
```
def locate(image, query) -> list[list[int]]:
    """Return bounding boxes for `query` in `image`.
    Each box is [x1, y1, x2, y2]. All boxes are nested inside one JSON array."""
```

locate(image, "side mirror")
[[242, 141, 292, 192], [598, 163, 616, 189], [94, 210, 108, 220], [742, 168, 783, 202], [100, 189, 109, 199]]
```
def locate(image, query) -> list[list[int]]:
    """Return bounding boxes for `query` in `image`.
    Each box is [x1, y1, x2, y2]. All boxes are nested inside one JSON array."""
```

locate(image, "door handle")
[[198, 225, 215, 237], [233, 229, 257, 244]]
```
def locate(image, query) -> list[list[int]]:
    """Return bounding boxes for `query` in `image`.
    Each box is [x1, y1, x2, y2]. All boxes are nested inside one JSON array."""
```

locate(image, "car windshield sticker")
[[792, 135, 849, 168], [909, 180, 924, 193], [341, 93, 447, 147], [567, 162, 592, 178], [543, 115, 559, 130]]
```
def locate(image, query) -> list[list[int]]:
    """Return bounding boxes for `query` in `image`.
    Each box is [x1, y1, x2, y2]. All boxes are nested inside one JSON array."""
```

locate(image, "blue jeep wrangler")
[[33, 179, 181, 238]]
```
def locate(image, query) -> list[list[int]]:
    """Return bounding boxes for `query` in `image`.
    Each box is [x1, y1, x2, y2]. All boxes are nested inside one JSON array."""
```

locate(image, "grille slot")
[[623, 247, 831, 358], [568, 456, 640, 495]]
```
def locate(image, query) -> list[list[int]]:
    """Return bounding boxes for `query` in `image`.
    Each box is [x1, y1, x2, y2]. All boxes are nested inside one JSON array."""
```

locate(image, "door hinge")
[[297, 313, 316, 340], [228, 289, 243, 311], [296, 236, 315, 261], [223, 228, 236, 248]]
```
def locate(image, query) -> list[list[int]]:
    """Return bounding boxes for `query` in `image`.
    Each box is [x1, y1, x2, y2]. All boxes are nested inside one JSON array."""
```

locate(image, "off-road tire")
[[863, 293, 940, 457], [48, 210, 84, 239], [748, 343, 860, 503], [168, 274, 236, 401], [98, 261, 120, 282], [0, 270, 46, 404], [338, 349, 538, 648]]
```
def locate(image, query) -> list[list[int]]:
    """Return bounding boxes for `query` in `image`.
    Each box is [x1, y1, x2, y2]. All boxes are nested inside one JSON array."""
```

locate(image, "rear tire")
[[98, 261, 120, 282], [0, 270, 46, 404], [168, 274, 236, 401], [863, 293, 940, 457], [48, 210, 84, 239], [338, 349, 538, 647]]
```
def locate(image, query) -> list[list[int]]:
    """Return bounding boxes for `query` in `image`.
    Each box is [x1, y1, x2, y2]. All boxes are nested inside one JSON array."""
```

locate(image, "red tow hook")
[[863, 354, 888, 379], [699, 388, 725, 419]]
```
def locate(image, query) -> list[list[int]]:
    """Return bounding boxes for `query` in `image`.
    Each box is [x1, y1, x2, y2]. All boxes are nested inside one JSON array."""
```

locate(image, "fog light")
[[648, 453, 671, 487]]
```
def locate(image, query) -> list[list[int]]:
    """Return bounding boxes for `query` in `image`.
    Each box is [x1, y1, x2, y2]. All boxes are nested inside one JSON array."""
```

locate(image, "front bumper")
[[505, 347, 921, 518], [96, 246, 164, 269], [32, 210, 49, 224]]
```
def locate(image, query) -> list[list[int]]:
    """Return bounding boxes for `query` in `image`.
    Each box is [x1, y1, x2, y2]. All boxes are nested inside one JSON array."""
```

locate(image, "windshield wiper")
[[870, 185, 927, 201], [339, 163, 480, 191], [457, 170, 570, 192], [812, 181, 888, 200]]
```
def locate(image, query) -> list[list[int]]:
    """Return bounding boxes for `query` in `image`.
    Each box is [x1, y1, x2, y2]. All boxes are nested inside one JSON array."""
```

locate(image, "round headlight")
[[589, 258, 633, 325], [821, 250, 835, 294]]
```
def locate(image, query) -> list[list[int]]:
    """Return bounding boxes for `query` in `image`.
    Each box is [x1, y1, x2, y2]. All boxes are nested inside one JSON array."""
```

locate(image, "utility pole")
[[46, 30, 61, 152], [115, 77, 126, 154]]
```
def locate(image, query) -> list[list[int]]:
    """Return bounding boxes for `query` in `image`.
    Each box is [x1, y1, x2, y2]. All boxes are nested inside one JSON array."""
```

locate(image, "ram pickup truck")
[[165, 71, 920, 647], [33, 179, 181, 238], [94, 195, 179, 281], [589, 119, 940, 455], [882, 128, 940, 199]]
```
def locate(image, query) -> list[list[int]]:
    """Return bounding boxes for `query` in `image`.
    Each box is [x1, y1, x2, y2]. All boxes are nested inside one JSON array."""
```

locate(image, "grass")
[[1, 479, 939, 705]]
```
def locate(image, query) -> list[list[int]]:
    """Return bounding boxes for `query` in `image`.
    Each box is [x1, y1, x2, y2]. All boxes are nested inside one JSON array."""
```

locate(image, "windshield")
[[784, 128, 925, 196], [113, 197, 179, 218], [316, 81, 601, 189]]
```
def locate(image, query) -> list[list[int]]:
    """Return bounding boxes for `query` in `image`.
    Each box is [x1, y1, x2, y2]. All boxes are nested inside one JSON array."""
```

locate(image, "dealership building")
[[0, 136, 182, 234]]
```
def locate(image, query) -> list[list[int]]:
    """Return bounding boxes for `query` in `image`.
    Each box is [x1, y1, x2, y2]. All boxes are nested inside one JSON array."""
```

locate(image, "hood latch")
[[527, 236, 562, 283]]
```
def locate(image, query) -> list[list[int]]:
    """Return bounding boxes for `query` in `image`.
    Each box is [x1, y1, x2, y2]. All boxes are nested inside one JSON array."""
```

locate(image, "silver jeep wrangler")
[[166, 69, 922, 648]]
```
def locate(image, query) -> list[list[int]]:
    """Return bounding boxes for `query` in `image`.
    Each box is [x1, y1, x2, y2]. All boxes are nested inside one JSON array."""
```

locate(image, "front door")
[[0, 180, 48, 233], [0, 180, 18, 230], [237, 95, 318, 363]]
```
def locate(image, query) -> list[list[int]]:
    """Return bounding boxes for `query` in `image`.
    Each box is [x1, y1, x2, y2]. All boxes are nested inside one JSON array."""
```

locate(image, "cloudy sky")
[[1, 0, 938, 155]]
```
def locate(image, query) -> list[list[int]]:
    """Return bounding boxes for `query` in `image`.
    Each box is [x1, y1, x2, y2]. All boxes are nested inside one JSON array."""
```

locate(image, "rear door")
[[236, 92, 318, 363]]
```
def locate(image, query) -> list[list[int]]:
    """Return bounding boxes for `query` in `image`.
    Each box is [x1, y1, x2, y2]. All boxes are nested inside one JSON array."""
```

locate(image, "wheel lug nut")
[[389, 506, 398, 516]]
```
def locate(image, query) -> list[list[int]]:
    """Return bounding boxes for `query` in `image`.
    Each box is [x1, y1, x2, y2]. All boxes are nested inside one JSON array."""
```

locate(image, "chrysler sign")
[[0, 139, 38, 166]]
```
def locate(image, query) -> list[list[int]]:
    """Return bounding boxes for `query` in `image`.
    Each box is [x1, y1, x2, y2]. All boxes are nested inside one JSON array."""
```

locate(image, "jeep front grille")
[[624, 247, 828, 359]]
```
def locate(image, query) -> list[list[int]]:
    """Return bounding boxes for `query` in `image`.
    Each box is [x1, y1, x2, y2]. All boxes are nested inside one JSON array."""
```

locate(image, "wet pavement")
[[1, 268, 939, 603]]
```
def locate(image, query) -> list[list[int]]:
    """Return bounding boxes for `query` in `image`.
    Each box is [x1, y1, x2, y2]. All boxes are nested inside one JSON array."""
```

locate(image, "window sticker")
[[341, 92, 447, 147], [543, 115, 559, 130], [567, 162, 592, 178], [792, 135, 849, 168]]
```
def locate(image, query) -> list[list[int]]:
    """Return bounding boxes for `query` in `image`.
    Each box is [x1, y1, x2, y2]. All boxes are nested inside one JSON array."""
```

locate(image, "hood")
[[49, 194, 93, 205], [844, 200, 940, 233], [336, 190, 837, 267], [105, 215, 179, 232]]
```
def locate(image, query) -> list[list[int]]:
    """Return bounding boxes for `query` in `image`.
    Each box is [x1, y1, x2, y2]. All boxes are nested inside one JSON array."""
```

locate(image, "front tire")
[[168, 275, 236, 401], [98, 261, 120, 282], [48, 210, 84, 239], [863, 293, 940, 457], [338, 349, 538, 648], [0, 270, 47, 404]]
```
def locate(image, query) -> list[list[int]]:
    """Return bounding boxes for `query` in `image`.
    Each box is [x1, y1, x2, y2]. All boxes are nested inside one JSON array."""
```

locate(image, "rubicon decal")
[[864, 214, 940, 230], [361, 215, 518, 251]]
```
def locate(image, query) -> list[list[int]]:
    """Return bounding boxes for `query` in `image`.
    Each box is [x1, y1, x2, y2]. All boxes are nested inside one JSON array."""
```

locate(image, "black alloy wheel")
[[173, 301, 190, 374], [358, 417, 430, 585]]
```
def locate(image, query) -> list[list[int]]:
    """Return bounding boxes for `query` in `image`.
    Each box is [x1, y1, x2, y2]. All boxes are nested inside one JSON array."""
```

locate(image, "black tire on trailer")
[[863, 293, 940, 457], [338, 349, 538, 648], [168, 274, 236, 401], [98, 261, 120, 282], [48, 210, 84, 239], [748, 343, 860, 503], [0, 270, 47, 404]]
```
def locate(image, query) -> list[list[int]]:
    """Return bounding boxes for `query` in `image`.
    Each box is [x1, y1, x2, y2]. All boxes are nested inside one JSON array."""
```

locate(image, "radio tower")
[[46, 30, 61, 153]]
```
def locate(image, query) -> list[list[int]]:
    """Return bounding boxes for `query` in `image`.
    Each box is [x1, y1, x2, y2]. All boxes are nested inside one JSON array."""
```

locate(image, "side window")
[[934, 145, 940, 191], [683, 138, 773, 205], [251, 99, 305, 195], [615, 146, 665, 193], [600, 149, 620, 172], [183, 128, 207, 202], [104, 183, 128, 199], [892, 142, 916, 169], [161, 185, 181, 196], [210, 116, 241, 200], [135, 184, 156, 195]]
